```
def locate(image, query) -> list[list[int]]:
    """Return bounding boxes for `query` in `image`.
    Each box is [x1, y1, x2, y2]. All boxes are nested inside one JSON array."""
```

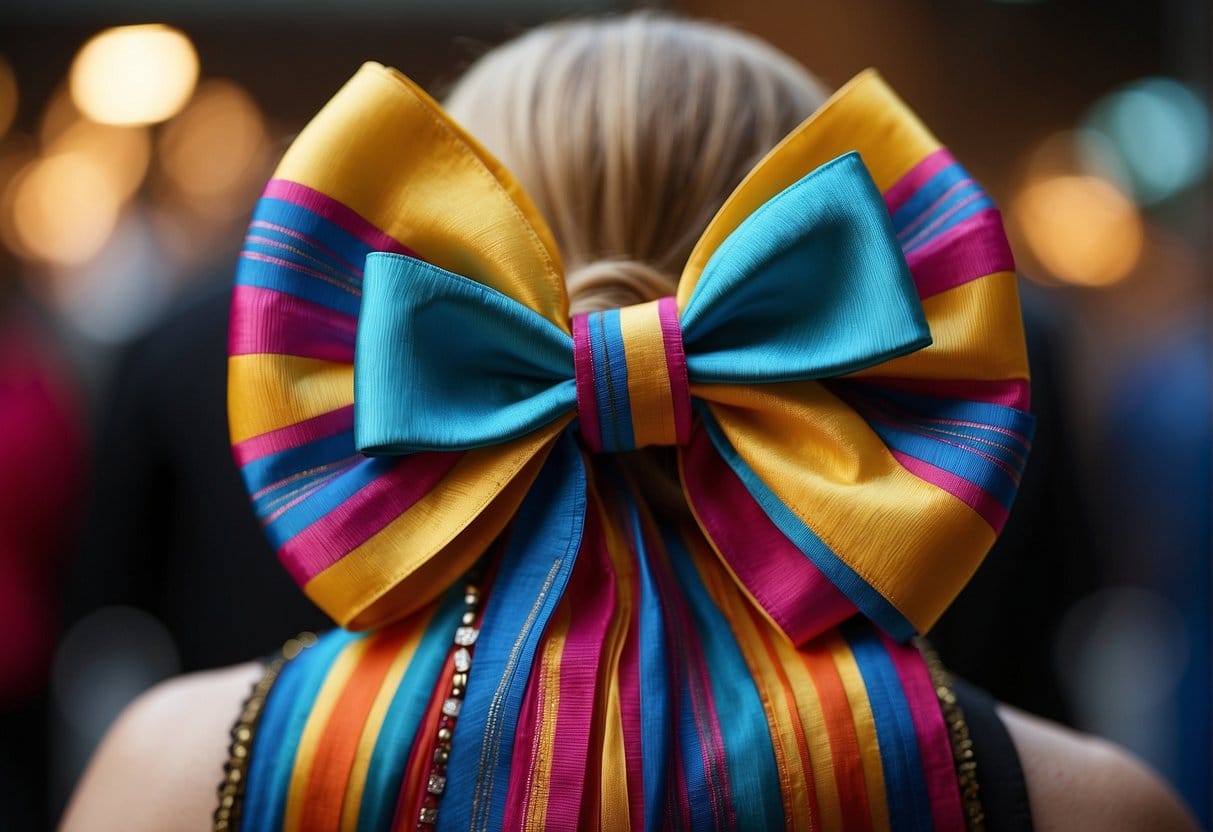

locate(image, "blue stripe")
[[890, 164, 973, 231], [675, 679, 713, 832], [698, 404, 915, 640], [262, 456, 396, 547], [620, 492, 672, 832], [663, 527, 784, 831], [597, 309, 635, 451], [865, 420, 1021, 508], [252, 196, 374, 280], [355, 589, 466, 832], [587, 312, 614, 451], [236, 255, 362, 318], [438, 433, 587, 832], [843, 621, 932, 832], [241, 628, 364, 832], [242, 429, 355, 497], [253, 466, 347, 521]]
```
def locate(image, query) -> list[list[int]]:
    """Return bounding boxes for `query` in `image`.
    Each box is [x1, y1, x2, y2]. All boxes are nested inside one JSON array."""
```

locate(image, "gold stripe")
[[618, 300, 677, 448]]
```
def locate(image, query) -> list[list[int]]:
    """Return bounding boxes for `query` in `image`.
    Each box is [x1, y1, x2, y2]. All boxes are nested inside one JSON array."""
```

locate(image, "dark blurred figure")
[[0, 282, 86, 832], [56, 282, 328, 813], [930, 283, 1099, 725]]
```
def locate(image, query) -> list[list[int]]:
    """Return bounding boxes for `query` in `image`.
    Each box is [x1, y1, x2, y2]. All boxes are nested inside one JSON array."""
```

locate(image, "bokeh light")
[[157, 78, 269, 218], [0, 55, 17, 141], [6, 151, 123, 266], [46, 119, 151, 200], [1083, 77, 1210, 204], [1011, 174, 1143, 287], [69, 25, 199, 127]]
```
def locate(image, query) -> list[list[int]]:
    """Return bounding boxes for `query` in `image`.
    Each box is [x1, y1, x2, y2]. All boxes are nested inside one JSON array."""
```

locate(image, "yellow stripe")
[[680, 70, 937, 308], [697, 381, 995, 634], [598, 485, 635, 831], [523, 603, 569, 831], [775, 634, 840, 828], [228, 355, 351, 444], [617, 300, 677, 448], [828, 635, 890, 831], [685, 532, 811, 830], [307, 422, 564, 628], [283, 637, 372, 832], [848, 271, 1029, 383], [273, 63, 567, 326], [338, 622, 428, 831]]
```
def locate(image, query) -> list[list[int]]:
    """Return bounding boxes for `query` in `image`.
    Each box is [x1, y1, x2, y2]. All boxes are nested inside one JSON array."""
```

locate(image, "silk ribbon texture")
[[229, 62, 1033, 648]]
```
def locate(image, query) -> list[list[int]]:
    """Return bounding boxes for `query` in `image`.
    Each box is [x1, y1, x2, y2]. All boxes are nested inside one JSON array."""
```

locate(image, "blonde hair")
[[444, 13, 828, 314]]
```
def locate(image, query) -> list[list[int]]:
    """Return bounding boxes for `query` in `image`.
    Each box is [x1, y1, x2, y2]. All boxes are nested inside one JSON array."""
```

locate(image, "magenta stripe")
[[618, 589, 646, 832], [881, 634, 967, 831], [683, 423, 857, 645], [904, 209, 1015, 300], [658, 296, 692, 445], [883, 148, 954, 214], [262, 179, 415, 257], [228, 285, 357, 362], [845, 376, 1030, 411], [279, 452, 462, 584], [891, 451, 1009, 532], [248, 219, 365, 277], [571, 314, 602, 453], [232, 405, 355, 466], [543, 511, 617, 829]]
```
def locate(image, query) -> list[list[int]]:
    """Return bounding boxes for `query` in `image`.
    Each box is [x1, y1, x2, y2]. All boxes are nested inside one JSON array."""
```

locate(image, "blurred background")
[[0, 0, 1207, 828]]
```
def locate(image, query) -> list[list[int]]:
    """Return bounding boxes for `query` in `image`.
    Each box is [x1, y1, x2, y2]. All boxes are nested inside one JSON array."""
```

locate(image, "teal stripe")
[[663, 526, 784, 830], [355, 589, 467, 832]]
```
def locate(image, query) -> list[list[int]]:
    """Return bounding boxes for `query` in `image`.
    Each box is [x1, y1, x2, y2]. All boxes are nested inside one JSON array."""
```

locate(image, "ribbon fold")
[[229, 61, 1034, 647]]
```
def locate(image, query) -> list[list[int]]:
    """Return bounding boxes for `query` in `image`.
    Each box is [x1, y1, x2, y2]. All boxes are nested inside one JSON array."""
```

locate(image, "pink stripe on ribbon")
[[262, 179, 416, 257], [883, 148, 955, 214], [542, 510, 617, 830], [571, 314, 603, 453], [891, 451, 1009, 532], [228, 284, 357, 362], [279, 451, 462, 584], [683, 422, 857, 645], [903, 209, 1015, 300], [658, 296, 692, 445], [232, 405, 355, 466], [880, 634, 967, 831]]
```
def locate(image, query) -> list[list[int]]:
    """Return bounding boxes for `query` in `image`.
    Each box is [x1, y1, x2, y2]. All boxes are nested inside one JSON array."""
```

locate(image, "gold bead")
[[437, 727, 452, 743]]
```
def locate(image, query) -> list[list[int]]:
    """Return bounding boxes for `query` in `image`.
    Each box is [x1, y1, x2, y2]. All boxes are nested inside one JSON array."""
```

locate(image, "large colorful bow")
[[229, 63, 1034, 645]]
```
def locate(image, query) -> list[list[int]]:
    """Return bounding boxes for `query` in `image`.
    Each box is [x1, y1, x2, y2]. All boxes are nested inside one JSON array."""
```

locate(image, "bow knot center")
[[572, 296, 691, 453]]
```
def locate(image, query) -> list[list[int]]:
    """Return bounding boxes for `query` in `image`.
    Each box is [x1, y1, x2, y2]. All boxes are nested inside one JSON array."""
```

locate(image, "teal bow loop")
[[355, 255, 577, 454], [353, 151, 930, 457], [680, 152, 930, 382]]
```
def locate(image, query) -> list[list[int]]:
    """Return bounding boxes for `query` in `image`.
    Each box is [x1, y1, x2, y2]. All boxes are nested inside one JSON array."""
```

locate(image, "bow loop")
[[230, 63, 1033, 648]]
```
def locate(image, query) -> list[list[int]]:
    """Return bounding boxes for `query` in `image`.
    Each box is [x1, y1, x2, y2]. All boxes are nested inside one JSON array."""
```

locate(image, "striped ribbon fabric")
[[228, 63, 1034, 830]]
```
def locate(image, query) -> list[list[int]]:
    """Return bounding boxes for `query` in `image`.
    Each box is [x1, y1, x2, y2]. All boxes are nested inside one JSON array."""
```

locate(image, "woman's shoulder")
[[998, 704, 1200, 832], [59, 662, 263, 832], [61, 665, 1200, 832]]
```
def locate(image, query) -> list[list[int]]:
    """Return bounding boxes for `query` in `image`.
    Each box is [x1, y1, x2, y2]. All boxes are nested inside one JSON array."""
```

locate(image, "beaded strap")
[[214, 632, 318, 832], [919, 639, 987, 832]]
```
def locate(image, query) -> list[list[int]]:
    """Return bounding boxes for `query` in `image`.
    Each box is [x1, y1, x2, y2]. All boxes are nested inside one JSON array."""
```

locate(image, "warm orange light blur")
[[1011, 174, 1144, 287], [69, 25, 199, 126], [7, 152, 123, 265], [48, 119, 151, 199], [0, 55, 17, 140], [157, 79, 269, 217]]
